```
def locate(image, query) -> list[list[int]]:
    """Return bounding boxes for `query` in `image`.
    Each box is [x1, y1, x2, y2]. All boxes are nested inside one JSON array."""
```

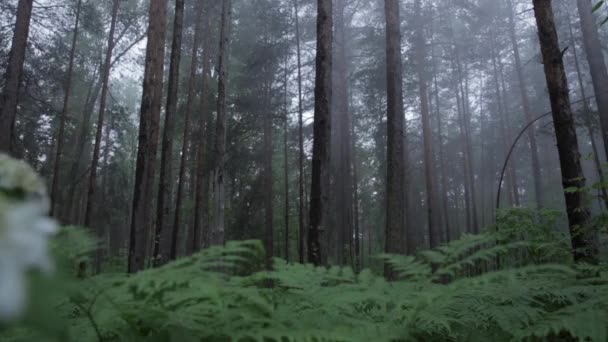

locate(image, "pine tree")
[[129, 0, 169, 273]]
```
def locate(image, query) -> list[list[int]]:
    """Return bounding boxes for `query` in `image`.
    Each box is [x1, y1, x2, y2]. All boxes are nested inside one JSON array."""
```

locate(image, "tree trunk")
[[414, 0, 441, 248], [212, 0, 233, 246], [384, 0, 406, 278], [0, 0, 33, 154], [51, 0, 82, 217], [332, 0, 353, 266], [128, 0, 168, 273], [263, 78, 274, 270], [532, 0, 598, 264], [283, 55, 290, 263], [308, 0, 332, 266], [453, 71, 472, 234], [576, 0, 608, 162], [568, 12, 608, 209], [173, 1, 204, 257], [352, 109, 360, 271], [490, 29, 518, 209], [193, 1, 212, 255], [430, 24, 451, 242], [84, 0, 120, 273], [153, 0, 185, 266], [294, 0, 306, 264], [507, 0, 544, 208]]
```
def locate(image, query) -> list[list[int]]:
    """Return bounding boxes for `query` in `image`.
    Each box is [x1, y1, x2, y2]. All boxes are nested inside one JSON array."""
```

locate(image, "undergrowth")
[[1, 209, 607, 341]]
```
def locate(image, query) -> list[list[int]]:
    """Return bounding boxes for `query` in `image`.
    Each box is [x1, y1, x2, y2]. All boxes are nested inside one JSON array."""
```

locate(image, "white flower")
[[0, 154, 57, 321]]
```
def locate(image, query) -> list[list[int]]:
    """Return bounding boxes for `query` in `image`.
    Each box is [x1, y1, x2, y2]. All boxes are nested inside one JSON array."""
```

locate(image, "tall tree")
[[173, 1, 204, 257], [308, 0, 332, 266], [129, 0, 169, 273], [384, 0, 406, 277], [332, 0, 353, 265], [153, 0, 185, 266], [51, 0, 83, 216], [84, 0, 120, 272], [414, 0, 441, 248], [0, 0, 34, 154], [212, 0, 233, 246], [283, 54, 290, 263], [507, 0, 544, 208], [293, 0, 306, 264], [263, 73, 274, 270], [567, 12, 608, 209], [576, 0, 608, 161], [430, 17, 451, 242], [490, 28, 518, 208], [532, 0, 598, 264], [193, 1, 212, 255]]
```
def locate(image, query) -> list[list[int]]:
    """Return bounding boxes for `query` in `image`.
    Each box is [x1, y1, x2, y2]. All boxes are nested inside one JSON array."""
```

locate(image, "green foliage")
[[593, 1, 608, 26], [1, 216, 607, 341]]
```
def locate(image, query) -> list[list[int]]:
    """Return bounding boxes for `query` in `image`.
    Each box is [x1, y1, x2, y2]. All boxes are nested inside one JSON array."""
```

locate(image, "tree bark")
[[129, 0, 168, 273], [0, 0, 33, 154], [51, 0, 82, 217], [84, 0, 120, 273], [576, 0, 608, 162], [153, 0, 185, 266], [212, 0, 233, 246], [384, 0, 406, 278], [308, 0, 332, 266], [532, 0, 598, 264]]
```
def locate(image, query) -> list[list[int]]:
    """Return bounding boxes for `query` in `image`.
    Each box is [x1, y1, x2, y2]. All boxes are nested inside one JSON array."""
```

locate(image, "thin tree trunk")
[[0, 0, 33, 154], [461, 62, 479, 233], [497, 50, 521, 207], [576, 0, 608, 162], [532, 0, 598, 264], [507, 0, 543, 208], [212, 0, 232, 246], [293, 0, 306, 264], [84, 0, 120, 273], [568, 12, 608, 209], [308, 0, 332, 266], [414, 0, 441, 248], [66, 71, 101, 223], [431, 32, 451, 242], [51, 0, 82, 216], [175, 1, 204, 257], [384, 0, 406, 278], [453, 74, 472, 232], [490, 29, 517, 208], [333, 0, 353, 266], [128, 0, 168, 273], [193, 0, 211, 255], [153, 0, 185, 266], [283, 55, 290, 262], [352, 110, 360, 271], [263, 77, 274, 270]]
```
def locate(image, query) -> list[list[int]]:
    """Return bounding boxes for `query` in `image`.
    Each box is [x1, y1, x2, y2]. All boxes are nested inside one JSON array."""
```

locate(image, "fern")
[[2, 216, 608, 342]]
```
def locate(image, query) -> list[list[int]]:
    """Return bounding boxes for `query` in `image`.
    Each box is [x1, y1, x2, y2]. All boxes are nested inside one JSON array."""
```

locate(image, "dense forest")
[[1, 0, 608, 340]]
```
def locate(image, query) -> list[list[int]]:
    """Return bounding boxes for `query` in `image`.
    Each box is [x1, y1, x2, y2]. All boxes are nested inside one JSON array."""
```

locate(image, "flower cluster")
[[0, 154, 57, 321]]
